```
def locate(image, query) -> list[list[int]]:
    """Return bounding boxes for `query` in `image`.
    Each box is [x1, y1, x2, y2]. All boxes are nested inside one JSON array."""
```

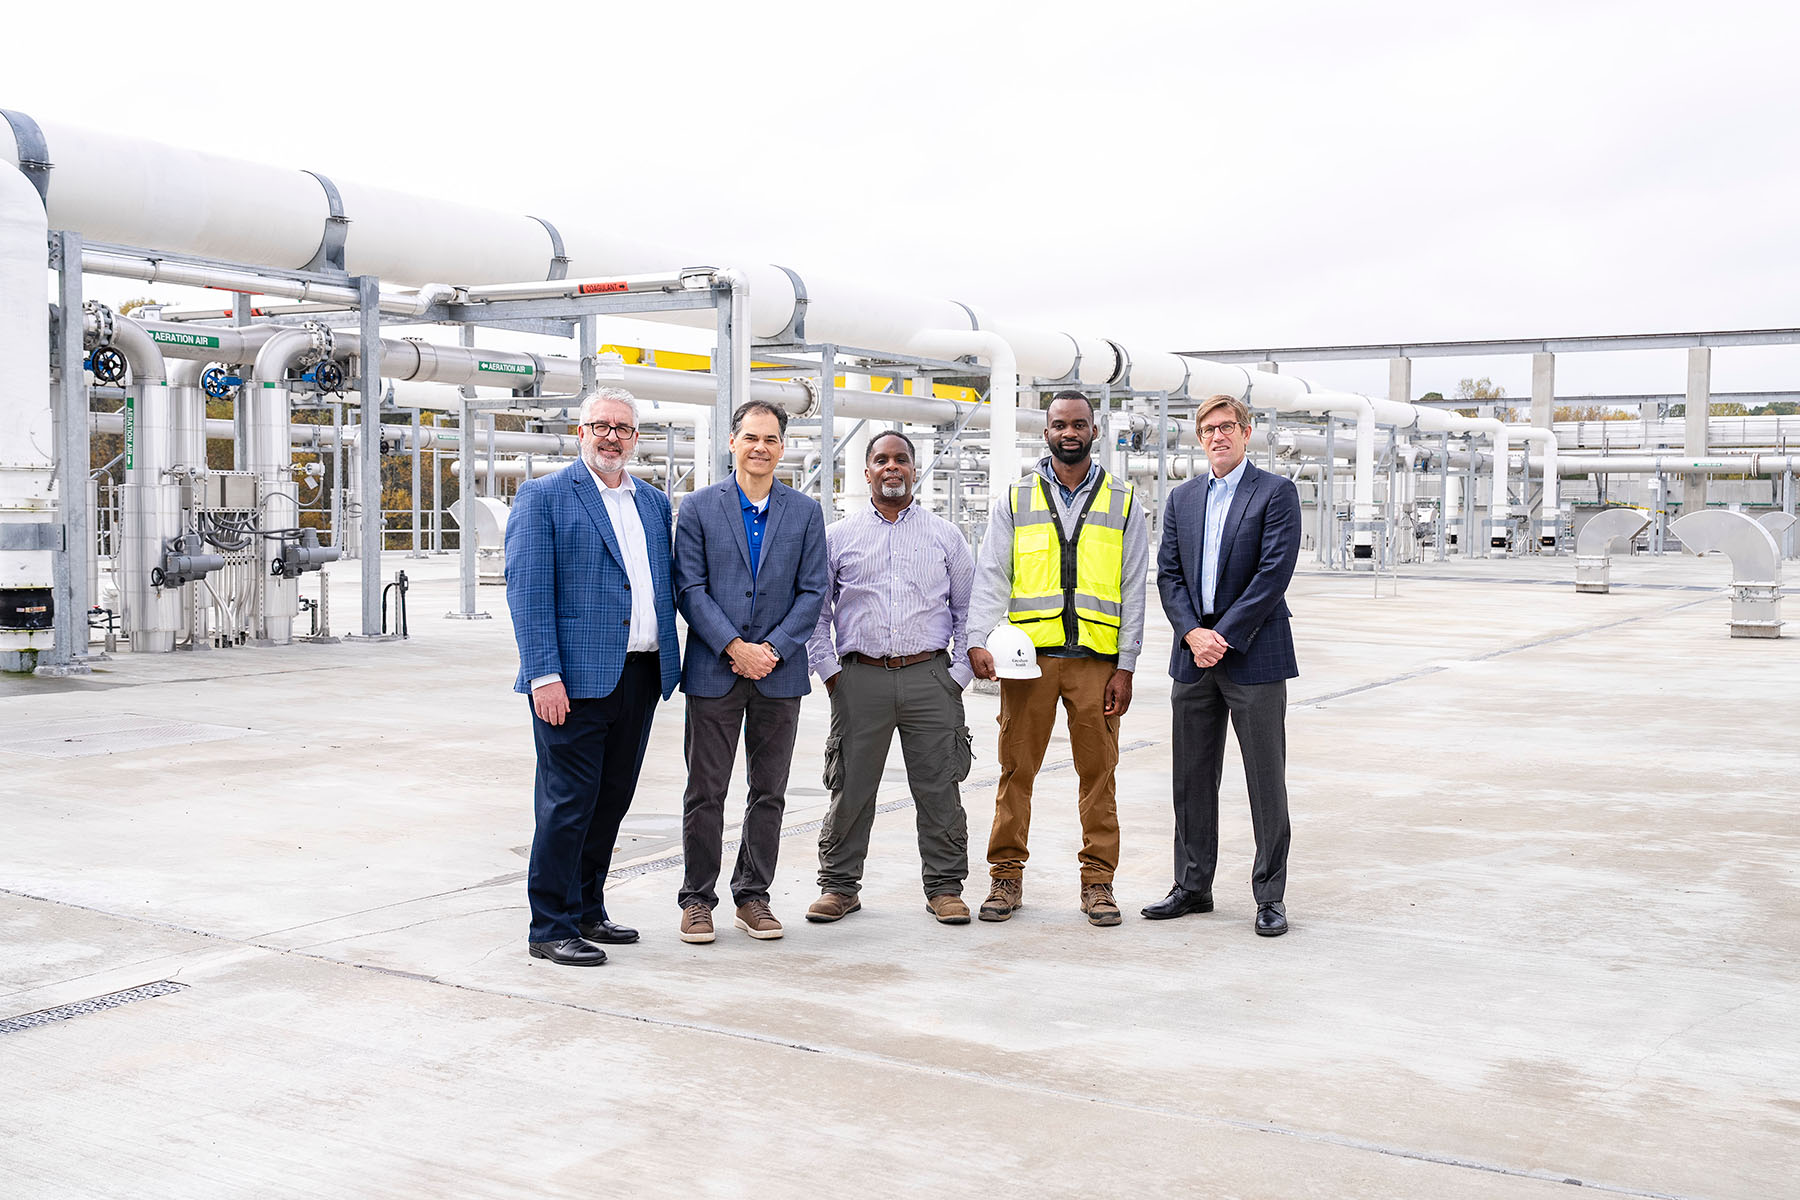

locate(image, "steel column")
[[41, 231, 90, 674], [356, 276, 384, 635]]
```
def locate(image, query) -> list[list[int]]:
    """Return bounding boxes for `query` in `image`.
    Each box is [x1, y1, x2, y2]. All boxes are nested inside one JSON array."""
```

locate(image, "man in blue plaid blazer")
[[1147, 394, 1301, 938], [505, 388, 681, 967]]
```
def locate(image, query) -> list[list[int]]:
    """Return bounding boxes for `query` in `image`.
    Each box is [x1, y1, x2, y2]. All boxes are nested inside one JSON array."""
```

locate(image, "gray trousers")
[[1171, 672, 1291, 904], [679, 677, 803, 909], [819, 654, 971, 898]]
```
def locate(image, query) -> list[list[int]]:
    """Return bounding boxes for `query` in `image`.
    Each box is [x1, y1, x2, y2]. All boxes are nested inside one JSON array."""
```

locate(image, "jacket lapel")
[[570, 463, 626, 572], [758, 482, 788, 569], [722, 475, 754, 574], [1214, 462, 1260, 581]]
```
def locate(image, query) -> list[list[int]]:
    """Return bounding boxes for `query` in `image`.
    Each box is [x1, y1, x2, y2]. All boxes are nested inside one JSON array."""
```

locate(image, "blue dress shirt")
[[1201, 457, 1248, 616]]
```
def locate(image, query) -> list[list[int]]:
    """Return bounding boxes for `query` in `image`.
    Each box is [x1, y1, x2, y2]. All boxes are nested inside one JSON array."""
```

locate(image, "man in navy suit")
[[674, 399, 828, 944], [504, 387, 683, 967], [1146, 394, 1301, 937]]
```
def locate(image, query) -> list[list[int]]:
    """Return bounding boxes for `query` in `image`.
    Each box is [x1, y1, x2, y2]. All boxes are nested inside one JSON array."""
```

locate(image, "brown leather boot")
[[925, 894, 971, 924], [978, 877, 1023, 922], [805, 892, 862, 923], [1081, 882, 1122, 927]]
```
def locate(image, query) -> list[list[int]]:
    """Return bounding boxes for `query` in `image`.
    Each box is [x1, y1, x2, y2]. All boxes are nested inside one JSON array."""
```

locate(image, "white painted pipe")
[[246, 327, 333, 643], [97, 315, 181, 653], [1555, 454, 1800, 475], [1513, 425, 1559, 540], [0, 163, 54, 660], [906, 330, 1020, 490]]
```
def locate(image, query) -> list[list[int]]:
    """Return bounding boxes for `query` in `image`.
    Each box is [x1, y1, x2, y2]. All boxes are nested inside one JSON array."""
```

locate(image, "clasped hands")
[[1186, 626, 1231, 669], [725, 637, 780, 680]]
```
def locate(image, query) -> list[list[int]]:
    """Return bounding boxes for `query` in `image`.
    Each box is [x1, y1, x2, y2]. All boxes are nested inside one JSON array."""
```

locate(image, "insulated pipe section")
[[1572, 507, 1651, 594], [1668, 510, 1784, 638], [1555, 454, 1800, 475], [247, 326, 332, 643], [0, 162, 54, 660], [88, 309, 183, 653]]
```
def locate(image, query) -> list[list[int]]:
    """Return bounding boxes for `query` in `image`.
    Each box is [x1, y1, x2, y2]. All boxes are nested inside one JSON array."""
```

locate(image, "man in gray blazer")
[[673, 400, 828, 944]]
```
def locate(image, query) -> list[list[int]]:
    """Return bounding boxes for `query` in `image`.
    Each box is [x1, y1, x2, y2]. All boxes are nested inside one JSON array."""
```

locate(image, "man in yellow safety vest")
[[967, 391, 1150, 927]]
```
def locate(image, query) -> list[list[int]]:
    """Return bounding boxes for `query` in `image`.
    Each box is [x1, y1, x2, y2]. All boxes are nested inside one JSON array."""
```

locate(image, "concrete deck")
[[2, 551, 1795, 1199]]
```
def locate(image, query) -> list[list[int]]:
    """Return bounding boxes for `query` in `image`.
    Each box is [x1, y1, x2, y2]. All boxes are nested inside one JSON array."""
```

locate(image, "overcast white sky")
[[9, 1, 1798, 402]]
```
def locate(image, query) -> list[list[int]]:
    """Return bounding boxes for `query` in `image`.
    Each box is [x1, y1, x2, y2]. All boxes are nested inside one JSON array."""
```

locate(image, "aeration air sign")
[[478, 360, 532, 377], [148, 330, 221, 349]]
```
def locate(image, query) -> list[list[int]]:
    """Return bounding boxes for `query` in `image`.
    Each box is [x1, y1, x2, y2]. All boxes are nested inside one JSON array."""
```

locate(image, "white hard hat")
[[986, 624, 1041, 679]]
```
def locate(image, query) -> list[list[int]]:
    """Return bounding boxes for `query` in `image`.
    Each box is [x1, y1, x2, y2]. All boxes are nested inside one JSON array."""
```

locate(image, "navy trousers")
[[527, 653, 660, 942]]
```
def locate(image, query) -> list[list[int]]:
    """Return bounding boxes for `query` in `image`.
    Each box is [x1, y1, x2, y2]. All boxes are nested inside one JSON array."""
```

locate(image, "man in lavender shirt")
[[804, 431, 977, 925]]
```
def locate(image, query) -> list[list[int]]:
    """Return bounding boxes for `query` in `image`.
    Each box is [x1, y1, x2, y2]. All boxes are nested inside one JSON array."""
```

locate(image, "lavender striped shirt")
[[807, 499, 976, 687]]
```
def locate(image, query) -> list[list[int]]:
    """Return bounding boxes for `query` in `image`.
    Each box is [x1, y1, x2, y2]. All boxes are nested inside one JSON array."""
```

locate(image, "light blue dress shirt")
[[1201, 457, 1248, 616]]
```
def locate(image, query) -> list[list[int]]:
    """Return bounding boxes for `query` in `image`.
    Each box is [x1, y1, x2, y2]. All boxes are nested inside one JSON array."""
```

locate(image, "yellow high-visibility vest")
[[1008, 469, 1133, 655]]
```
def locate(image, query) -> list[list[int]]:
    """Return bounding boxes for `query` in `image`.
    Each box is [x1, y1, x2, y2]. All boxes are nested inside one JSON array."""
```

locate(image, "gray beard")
[[878, 480, 911, 499]]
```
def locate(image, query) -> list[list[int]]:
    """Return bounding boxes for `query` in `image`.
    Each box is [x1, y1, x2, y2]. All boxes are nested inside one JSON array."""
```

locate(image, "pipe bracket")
[[0, 109, 51, 207], [528, 216, 570, 281], [300, 171, 349, 274], [770, 265, 808, 344]]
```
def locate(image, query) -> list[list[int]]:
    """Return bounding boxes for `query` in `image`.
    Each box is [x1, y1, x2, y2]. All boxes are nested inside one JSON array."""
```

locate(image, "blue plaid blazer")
[[504, 462, 681, 700]]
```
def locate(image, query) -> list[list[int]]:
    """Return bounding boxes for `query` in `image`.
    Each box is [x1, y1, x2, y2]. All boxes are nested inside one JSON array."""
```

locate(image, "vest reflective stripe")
[[1008, 471, 1133, 654]]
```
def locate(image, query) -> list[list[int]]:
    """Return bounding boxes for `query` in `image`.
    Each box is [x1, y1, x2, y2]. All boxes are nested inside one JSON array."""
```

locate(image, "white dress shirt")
[[530, 462, 659, 692]]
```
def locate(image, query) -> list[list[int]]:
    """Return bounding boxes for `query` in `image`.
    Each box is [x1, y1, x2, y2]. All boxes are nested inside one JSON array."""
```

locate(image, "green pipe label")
[[124, 392, 135, 470], [478, 360, 532, 377], [148, 330, 222, 349]]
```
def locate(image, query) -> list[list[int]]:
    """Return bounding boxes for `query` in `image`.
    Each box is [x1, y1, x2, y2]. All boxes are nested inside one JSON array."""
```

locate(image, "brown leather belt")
[[842, 649, 942, 670]]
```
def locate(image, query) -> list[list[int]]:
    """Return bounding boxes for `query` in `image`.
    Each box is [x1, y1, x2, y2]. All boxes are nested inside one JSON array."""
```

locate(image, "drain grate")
[[0, 980, 190, 1035], [1, 714, 258, 759]]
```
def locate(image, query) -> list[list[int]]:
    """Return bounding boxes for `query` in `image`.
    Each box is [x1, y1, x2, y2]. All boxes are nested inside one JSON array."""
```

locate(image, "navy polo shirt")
[[738, 483, 770, 577]]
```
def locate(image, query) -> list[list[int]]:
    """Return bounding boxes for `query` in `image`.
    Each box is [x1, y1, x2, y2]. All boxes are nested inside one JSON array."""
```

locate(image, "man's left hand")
[[1188, 627, 1231, 669], [1103, 668, 1134, 717]]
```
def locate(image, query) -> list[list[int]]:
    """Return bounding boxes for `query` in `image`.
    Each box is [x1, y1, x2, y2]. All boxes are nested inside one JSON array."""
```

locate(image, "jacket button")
[[624, 583, 630, 590], [621, 620, 630, 626], [744, 590, 753, 598]]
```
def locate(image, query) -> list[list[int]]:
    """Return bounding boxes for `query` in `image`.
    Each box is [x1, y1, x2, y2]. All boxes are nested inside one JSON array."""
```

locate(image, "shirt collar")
[[584, 458, 636, 496], [1211, 456, 1249, 491], [1036, 456, 1100, 495], [866, 498, 917, 524], [736, 478, 770, 512]]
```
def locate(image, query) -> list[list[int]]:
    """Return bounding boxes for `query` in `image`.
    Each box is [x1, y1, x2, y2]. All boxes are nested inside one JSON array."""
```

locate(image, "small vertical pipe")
[[356, 275, 384, 636]]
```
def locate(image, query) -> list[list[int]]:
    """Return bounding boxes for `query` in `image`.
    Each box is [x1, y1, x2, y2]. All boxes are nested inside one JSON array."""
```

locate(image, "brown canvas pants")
[[988, 654, 1121, 885]]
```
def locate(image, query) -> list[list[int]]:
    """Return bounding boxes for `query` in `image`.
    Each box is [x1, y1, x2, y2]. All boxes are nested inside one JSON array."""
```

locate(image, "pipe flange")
[[792, 375, 821, 419], [301, 321, 335, 367], [83, 300, 115, 349]]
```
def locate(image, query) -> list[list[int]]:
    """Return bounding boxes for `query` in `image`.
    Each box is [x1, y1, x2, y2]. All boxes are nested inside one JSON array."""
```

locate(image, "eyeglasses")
[[1198, 421, 1243, 441], [581, 421, 638, 439]]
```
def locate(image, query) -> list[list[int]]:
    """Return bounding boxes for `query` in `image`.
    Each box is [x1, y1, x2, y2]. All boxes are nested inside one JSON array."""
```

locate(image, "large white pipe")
[[1513, 425, 1559, 543], [0, 163, 54, 663], [906, 330, 1020, 489]]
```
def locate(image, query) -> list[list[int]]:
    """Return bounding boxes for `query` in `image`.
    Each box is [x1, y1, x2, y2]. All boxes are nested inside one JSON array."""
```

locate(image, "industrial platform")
[[2, 552, 1795, 1199]]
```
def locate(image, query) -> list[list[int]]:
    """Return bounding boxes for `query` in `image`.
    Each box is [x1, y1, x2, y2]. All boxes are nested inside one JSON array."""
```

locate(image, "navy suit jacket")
[[504, 462, 682, 700], [1157, 459, 1301, 686], [674, 475, 828, 699]]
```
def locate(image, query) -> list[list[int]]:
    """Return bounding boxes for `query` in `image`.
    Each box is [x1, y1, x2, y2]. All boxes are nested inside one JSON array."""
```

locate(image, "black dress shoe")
[[1255, 901, 1288, 937], [528, 937, 607, 966], [578, 918, 639, 945], [1141, 885, 1215, 920]]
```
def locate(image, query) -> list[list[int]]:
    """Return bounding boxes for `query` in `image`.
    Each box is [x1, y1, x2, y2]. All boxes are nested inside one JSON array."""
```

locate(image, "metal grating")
[[0, 980, 190, 1035], [1, 714, 258, 759]]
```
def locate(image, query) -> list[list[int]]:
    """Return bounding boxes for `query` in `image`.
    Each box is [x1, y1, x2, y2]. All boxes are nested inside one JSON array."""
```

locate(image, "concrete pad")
[[2, 550, 1795, 1198]]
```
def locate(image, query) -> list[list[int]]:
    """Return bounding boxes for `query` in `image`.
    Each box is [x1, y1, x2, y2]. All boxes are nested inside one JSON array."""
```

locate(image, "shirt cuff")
[[530, 673, 562, 691], [948, 663, 973, 688]]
